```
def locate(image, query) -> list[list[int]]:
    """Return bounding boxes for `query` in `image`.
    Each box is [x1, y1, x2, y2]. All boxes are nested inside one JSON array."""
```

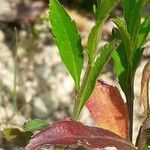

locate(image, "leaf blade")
[[132, 48, 144, 73], [97, 0, 120, 21], [113, 18, 131, 58], [86, 80, 128, 138], [87, 0, 119, 65], [129, 0, 147, 41], [25, 119, 135, 150], [122, 0, 136, 26], [49, 0, 83, 90], [112, 42, 129, 94], [77, 42, 118, 116], [135, 16, 150, 49], [24, 119, 49, 132], [87, 21, 103, 65]]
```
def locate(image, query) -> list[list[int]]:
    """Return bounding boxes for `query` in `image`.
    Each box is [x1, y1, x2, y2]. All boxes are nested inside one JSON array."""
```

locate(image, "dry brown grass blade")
[[136, 117, 150, 150], [141, 59, 150, 113]]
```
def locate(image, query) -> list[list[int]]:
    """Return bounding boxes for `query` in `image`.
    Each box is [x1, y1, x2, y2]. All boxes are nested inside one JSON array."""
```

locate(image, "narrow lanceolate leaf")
[[135, 16, 150, 49], [113, 18, 131, 58], [49, 0, 83, 90], [77, 42, 117, 117], [129, 0, 147, 41], [25, 119, 136, 150], [86, 80, 128, 138], [24, 119, 49, 132], [141, 60, 150, 113], [122, 0, 136, 26], [112, 42, 129, 94], [87, 0, 119, 66], [132, 48, 144, 73], [87, 21, 103, 66], [96, 0, 119, 21], [112, 27, 122, 40]]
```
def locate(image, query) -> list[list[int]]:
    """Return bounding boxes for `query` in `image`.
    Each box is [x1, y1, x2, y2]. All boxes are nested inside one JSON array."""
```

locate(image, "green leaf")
[[24, 119, 49, 132], [87, 0, 119, 66], [112, 42, 129, 94], [129, 0, 147, 41], [93, 4, 97, 17], [77, 42, 117, 116], [2, 128, 32, 147], [87, 21, 103, 66], [122, 0, 136, 26], [113, 18, 131, 58], [112, 27, 122, 40], [97, 0, 119, 21], [49, 0, 83, 90], [135, 16, 150, 49], [132, 48, 144, 73]]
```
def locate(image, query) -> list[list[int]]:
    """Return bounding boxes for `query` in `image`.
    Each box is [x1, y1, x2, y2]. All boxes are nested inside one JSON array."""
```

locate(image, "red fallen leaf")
[[86, 80, 128, 138], [25, 119, 135, 150]]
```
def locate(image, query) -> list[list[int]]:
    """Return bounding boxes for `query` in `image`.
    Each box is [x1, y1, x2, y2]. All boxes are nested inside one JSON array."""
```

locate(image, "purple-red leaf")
[[25, 119, 135, 150]]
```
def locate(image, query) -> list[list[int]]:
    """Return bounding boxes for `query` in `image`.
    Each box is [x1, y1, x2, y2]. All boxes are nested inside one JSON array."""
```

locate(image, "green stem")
[[73, 62, 91, 120]]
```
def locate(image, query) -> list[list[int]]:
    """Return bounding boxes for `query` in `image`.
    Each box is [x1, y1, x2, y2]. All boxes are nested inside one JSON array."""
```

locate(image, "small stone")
[[0, 30, 4, 42], [80, 107, 95, 126], [12, 114, 26, 126], [143, 42, 150, 57], [0, 107, 7, 120], [33, 97, 49, 118], [33, 92, 59, 118], [63, 77, 74, 93], [0, 0, 17, 22]]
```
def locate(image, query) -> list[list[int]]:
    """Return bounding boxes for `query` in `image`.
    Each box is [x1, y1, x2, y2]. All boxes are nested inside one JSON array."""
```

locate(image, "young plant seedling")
[[49, 0, 120, 120], [24, 0, 130, 149], [1, 0, 150, 150]]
